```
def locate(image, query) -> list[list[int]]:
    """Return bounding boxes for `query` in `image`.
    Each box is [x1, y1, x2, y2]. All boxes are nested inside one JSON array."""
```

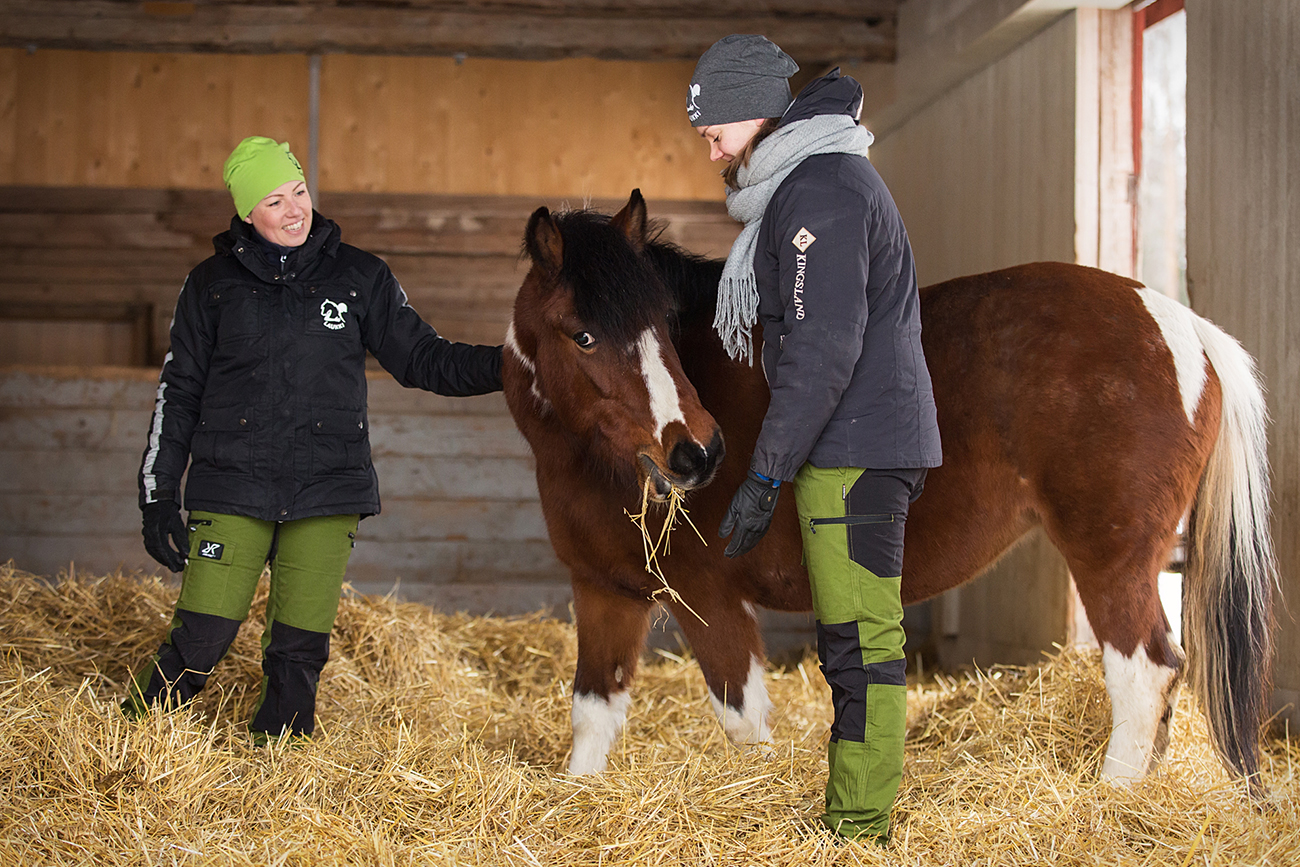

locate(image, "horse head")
[[505, 190, 724, 500]]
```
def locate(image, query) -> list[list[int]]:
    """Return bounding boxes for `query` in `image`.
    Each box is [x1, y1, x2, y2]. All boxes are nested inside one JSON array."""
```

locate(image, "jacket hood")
[[779, 69, 864, 128]]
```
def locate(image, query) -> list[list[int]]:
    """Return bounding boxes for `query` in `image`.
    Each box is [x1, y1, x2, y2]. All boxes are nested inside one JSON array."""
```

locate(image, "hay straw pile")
[[1, 561, 1296, 866]]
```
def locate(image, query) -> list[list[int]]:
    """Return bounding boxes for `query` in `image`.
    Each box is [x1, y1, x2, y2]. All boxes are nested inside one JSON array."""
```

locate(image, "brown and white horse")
[[502, 191, 1277, 792]]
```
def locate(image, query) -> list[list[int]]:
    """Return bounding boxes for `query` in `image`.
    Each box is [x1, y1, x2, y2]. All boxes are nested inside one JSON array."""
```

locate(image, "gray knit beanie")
[[687, 34, 799, 127]]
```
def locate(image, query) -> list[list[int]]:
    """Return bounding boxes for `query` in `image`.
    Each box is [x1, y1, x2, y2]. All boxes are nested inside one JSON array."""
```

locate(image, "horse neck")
[[646, 242, 723, 333]]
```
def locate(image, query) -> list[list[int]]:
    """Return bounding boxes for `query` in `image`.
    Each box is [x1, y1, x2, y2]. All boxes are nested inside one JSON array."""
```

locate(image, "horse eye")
[[573, 331, 596, 349]]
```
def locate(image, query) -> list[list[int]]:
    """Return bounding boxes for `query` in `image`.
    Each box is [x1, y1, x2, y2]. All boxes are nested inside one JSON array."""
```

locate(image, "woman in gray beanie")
[[691, 34, 941, 844]]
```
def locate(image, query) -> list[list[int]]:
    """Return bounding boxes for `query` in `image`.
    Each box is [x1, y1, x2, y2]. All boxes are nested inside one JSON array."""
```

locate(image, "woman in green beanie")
[[125, 136, 504, 742]]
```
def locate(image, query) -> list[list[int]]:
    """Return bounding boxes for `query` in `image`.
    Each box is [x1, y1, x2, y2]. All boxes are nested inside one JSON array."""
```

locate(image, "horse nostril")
[[706, 429, 725, 474], [667, 430, 725, 483], [668, 440, 707, 479]]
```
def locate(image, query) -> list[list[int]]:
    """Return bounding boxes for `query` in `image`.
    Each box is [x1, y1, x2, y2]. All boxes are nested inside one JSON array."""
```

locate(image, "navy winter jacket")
[[751, 71, 942, 480], [139, 213, 503, 520]]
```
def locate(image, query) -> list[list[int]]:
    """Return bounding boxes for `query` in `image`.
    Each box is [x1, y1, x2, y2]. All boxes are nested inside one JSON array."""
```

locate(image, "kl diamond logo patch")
[[197, 540, 225, 561], [792, 228, 817, 252]]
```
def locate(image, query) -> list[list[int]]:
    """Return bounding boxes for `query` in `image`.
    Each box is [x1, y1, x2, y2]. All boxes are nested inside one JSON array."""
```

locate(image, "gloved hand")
[[142, 497, 188, 573], [718, 470, 781, 558]]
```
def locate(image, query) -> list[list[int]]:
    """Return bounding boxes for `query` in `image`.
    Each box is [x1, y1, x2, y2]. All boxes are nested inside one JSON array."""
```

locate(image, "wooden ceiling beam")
[[0, 1, 896, 63]]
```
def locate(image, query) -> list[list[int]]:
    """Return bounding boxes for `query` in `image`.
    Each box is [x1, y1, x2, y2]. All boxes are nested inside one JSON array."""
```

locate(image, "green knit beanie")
[[222, 136, 305, 219]]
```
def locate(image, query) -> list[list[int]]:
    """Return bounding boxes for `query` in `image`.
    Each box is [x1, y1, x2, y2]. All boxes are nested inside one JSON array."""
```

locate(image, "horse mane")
[[644, 233, 724, 326], [546, 209, 723, 344]]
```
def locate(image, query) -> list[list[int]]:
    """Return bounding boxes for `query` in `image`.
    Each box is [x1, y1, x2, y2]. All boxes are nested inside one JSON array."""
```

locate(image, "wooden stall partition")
[[0, 365, 574, 616], [0, 48, 725, 201], [0, 49, 310, 189], [1186, 0, 1299, 728], [318, 55, 721, 202]]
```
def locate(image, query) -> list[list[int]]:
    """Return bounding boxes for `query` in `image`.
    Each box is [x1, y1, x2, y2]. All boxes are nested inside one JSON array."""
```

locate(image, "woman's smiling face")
[[245, 180, 313, 247]]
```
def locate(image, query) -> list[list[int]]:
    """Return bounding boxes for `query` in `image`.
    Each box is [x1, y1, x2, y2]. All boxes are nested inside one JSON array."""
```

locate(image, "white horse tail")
[[1183, 310, 1278, 792]]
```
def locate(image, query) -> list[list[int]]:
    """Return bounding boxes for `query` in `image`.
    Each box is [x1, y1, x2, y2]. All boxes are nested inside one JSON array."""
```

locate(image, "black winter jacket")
[[139, 213, 503, 520], [751, 71, 942, 481]]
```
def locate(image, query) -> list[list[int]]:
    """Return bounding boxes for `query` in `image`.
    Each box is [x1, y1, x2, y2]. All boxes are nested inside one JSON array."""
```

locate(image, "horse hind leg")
[[1100, 629, 1185, 781], [1071, 553, 1186, 782], [568, 581, 654, 775]]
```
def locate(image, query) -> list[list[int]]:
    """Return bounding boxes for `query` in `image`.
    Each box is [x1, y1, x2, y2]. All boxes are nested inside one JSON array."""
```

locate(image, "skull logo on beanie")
[[687, 34, 799, 127]]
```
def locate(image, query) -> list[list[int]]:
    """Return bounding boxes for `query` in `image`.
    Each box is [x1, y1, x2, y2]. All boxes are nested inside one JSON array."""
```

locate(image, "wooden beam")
[[1, 1, 897, 63]]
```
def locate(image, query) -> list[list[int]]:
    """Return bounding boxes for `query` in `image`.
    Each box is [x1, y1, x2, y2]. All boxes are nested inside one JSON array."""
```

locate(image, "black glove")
[[718, 470, 781, 558], [142, 497, 188, 573]]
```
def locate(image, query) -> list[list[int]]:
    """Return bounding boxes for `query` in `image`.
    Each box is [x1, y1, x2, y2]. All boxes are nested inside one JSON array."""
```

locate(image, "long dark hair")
[[721, 117, 782, 190]]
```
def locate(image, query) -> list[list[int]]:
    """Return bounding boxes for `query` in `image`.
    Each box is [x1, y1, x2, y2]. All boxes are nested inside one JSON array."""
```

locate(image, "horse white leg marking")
[[636, 328, 686, 440], [569, 690, 631, 775], [505, 321, 549, 409], [1137, 288, 1207, 427], [708, 655, 773, 745], [1100, 640, 1180, 782]]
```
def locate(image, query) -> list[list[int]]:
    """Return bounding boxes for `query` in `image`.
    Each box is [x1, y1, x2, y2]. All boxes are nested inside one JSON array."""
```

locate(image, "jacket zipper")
[[808, 513, 896, 534]]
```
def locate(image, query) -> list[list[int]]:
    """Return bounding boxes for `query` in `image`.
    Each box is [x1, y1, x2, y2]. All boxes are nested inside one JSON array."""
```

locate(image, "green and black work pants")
[[794, 464, 927, 844], [123, 510, 358, 739]]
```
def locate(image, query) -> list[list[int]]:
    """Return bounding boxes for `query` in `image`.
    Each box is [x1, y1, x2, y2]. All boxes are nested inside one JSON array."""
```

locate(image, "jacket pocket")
[[304, 284, 363, 339], [206, 283, 263, 342], [311, 407, 370, 475], [190, 405, 254, 474]]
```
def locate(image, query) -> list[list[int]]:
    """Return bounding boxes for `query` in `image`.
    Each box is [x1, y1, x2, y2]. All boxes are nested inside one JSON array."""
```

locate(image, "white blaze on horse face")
[[708, 655, 774, 746], [1100, 640, 1181, 782], [637, 328, 686, 440], [569, 689, 631, 775], [1137, 288, 1207, 427], [505, 321, 549, 409]]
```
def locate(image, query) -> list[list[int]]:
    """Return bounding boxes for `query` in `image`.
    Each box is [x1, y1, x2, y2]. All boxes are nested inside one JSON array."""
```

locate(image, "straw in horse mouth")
[[625, 472, 708, 625], [637, 454, 676, 501]]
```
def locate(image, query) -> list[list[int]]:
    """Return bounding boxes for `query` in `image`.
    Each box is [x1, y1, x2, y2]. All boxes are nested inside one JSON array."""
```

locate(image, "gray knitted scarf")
[[715, 114, 874, 364]]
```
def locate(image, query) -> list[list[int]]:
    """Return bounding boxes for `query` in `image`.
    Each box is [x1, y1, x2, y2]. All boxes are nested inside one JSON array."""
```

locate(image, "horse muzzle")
[[638, 429, 725, 500]]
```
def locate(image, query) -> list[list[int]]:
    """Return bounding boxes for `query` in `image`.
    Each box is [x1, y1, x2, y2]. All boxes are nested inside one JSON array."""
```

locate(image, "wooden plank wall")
[[868, 13, 1082, 669], [0, 365, 565, 612], [0, 48, 725, 201], [1186, 0, 1299, 726], [0, 186, 741, 364]]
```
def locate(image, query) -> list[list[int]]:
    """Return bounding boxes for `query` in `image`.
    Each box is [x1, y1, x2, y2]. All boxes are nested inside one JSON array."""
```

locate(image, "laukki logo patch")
[[197, 540, 225, 561], [321, 299, 348, 330], [792, 228, 817, 252], [687, 83, 702, 122]]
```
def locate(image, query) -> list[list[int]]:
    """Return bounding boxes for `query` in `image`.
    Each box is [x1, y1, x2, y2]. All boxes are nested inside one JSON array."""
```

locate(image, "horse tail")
[[1183, 311, 1278, 790]]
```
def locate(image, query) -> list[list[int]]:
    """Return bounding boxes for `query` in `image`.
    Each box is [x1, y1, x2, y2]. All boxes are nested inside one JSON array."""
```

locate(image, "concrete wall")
[[1186, 0, 1299, 727]]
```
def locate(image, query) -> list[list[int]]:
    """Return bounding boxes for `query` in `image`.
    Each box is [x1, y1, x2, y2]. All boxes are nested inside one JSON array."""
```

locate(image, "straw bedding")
[[1, 561, 1295, 866]]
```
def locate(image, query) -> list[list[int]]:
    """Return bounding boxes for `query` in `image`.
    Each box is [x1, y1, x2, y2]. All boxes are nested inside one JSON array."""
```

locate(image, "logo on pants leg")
[[197, 540, 225, 560]]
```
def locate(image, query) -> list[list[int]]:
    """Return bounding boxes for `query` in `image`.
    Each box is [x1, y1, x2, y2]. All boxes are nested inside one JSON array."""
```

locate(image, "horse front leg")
[[667, 593, 773, 748], [568, 579, 654, 775]]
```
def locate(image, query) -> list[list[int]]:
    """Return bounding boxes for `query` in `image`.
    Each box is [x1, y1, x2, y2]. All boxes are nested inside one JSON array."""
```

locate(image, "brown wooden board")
[[1, 1, 896, 63]]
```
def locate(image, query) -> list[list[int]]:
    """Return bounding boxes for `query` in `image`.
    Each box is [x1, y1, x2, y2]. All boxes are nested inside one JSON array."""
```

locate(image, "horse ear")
[[611, 189, 649, 253], [525, 206, 564, 276]]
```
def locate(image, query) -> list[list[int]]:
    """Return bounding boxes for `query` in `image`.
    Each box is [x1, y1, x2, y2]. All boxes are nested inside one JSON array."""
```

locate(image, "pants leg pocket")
[[178, 512, 272, 622]]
